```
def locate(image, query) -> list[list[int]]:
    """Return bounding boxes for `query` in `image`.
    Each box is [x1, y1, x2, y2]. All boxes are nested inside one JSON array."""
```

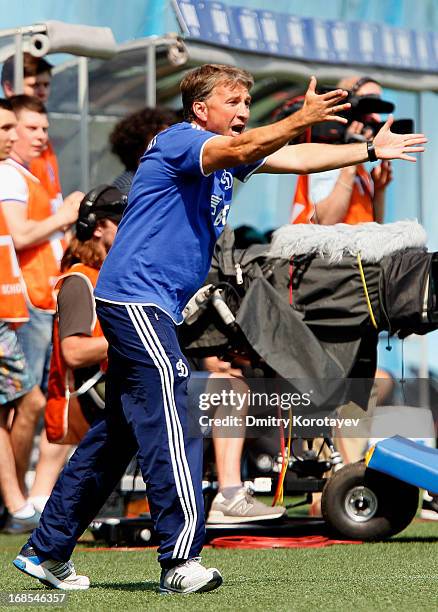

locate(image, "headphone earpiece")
[[76, 185, 114, 241]]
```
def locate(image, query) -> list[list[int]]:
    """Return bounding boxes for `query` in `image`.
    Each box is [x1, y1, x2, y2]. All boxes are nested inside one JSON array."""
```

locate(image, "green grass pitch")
[[1, 521, 437, 611]]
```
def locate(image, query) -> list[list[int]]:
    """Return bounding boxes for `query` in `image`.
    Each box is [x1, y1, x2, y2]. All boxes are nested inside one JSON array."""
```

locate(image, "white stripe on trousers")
[[126, 305, 197, 559], [135, 305, 198, 559], [126, 305, 195, 560], [126, 305, 193, 555]]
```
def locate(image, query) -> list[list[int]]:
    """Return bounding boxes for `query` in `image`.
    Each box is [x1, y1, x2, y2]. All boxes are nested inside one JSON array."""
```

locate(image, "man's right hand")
[[57, 191, 84, 227], [300, 76, 350, 127]]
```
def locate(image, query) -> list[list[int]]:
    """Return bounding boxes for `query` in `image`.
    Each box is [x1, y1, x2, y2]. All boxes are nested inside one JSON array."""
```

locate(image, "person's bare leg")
[[28, 428, 71, 508], [213, 434, 245, 489], [10, 385, 46, 495], [207, 373, 286, 522], [209, 373, 248, 488], [0, 406, 27, 513]]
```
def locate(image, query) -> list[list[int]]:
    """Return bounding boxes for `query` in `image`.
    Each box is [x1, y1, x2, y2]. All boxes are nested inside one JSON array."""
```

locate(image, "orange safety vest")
[[45, 264, 107, 444], [29, 141, 62, 201], [291, 165, 375, 225], [3, 160, 67, 312], [0, 207, 29, 325]]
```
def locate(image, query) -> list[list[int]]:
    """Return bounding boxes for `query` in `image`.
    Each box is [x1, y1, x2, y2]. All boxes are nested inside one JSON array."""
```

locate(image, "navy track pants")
[[30, 303, 205, 566]]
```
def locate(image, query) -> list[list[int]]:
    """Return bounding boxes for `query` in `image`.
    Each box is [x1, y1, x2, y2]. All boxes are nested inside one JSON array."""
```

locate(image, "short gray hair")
[[181, 64, 254, 121]]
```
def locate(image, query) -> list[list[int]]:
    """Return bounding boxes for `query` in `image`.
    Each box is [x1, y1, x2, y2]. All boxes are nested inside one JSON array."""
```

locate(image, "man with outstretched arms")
[[14, 64, 426, 595]]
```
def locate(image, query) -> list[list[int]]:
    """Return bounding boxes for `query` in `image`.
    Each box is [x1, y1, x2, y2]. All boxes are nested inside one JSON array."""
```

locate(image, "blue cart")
[[320, 436, 438, 540]]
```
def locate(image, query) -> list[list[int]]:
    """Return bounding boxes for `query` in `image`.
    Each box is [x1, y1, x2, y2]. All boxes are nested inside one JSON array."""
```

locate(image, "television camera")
[[178, 222, 438, 541], [274, 85, 413, 144]]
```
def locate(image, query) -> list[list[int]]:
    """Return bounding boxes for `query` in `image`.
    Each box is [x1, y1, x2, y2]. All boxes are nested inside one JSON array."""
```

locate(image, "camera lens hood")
[[351, 95, 394, 117]]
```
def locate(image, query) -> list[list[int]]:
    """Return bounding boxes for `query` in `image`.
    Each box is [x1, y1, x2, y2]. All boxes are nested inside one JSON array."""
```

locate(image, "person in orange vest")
[[3, 54, 77, 508], [0, 98, 44, 533], [289, 78, 394, 517], [0, 95, 82, 390], [291, 76, 393, 225], [1, 53, 62, 207], [28, 186, 126, 511], [0, 95, 83, 510]]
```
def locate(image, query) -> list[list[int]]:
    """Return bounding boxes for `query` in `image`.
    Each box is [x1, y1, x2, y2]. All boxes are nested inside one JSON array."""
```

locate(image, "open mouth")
[[231, 125, 245, 135]]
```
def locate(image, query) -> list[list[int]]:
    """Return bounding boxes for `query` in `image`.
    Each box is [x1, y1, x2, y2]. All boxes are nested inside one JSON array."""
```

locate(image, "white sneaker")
[[13, 543, 90, 590], [207, 488, 286, 524], [420, 497, 438, 521], [159, 557, 222, 594], [3, 509, 41, 534]]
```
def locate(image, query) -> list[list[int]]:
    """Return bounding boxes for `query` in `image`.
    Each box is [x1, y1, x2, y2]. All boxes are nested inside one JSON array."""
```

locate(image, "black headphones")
[[350, 77, 380, 96], [76, 184, 126, 242]]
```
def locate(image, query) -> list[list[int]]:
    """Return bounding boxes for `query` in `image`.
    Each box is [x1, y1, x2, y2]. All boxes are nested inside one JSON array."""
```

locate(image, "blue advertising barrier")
[[173, 0, 438, 73]]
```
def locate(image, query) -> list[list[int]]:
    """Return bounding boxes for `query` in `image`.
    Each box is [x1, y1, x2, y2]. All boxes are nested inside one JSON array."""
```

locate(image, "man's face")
[[0, 108, 18, 160], [195, 82, 251, 136], [23, 71, 51, 103], [12, 109, 49, 164]]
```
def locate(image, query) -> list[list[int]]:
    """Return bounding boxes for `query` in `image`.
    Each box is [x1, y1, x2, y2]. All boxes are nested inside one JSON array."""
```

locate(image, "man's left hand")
[[374, 116, 427, 161]]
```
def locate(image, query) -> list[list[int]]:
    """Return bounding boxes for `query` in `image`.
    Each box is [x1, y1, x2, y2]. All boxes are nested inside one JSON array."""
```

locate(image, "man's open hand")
[[301, 76, 351, 126], [374, 116, 427, 161]]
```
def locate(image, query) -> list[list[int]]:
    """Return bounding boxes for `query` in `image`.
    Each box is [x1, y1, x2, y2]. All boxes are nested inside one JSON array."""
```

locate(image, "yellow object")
[[273, 409, 292, 506], [364, 444, 375, 466], [357, 253, 378, 329]]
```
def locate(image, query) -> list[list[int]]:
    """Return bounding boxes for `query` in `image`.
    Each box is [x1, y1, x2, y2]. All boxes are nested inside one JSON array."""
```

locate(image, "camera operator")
[[291, 76, 394, 225]]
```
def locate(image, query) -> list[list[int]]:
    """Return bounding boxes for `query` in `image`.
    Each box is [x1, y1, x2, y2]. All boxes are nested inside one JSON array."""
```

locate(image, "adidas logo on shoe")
[[13, 543, 89, 590], [160, 557, 222, 594]]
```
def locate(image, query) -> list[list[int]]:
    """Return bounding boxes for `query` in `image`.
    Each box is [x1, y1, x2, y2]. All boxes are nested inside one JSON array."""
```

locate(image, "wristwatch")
[[367, 140, 378, 162]]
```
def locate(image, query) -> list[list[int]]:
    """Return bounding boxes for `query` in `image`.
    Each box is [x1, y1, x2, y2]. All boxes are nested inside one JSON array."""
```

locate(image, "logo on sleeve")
[[220, 170, 233, 190], [176, 359, 189, 378]]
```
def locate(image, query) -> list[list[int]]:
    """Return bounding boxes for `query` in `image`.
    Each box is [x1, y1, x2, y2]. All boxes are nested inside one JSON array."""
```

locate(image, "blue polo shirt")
[[94, 122, 265, 323]]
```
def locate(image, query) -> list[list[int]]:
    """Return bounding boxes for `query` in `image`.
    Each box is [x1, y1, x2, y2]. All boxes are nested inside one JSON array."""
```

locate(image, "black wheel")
[[321, 461, 419, 541]]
